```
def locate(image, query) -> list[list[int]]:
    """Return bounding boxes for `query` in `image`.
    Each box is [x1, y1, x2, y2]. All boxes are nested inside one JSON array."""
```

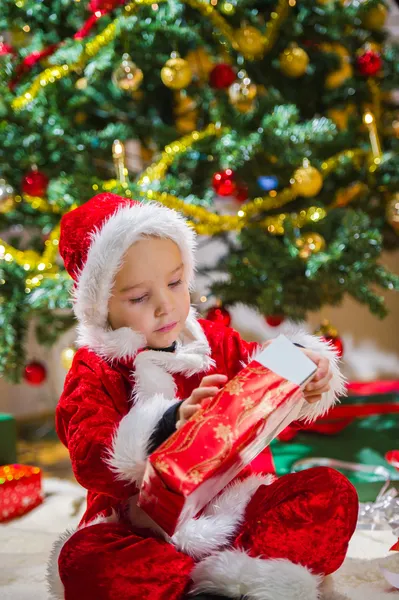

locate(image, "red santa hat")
[[59, 193, 197, 359]]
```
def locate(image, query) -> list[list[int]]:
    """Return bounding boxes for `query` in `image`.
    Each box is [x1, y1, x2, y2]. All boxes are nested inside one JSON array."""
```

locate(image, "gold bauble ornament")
[[161, 57, 192, 90], [61, 347, 76, 370], [321, 43, 353, 90], [386, 193, 399, 233], [174, 94, 198, 134], [315, 319, 338, 339], [292, 165, 323, 197], [279, 46, 309, 78], [185, 48, 214, 83], [234, 25, 265, 60], [361, 4, 388, 31], [327, 104, 356, 130], [112, 54, 144, 93], [228, 75, 257, 113], [296, 233, 326, 259]]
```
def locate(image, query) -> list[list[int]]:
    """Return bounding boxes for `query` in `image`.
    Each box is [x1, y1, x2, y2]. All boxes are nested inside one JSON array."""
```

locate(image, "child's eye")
[[129, 295, 148, 304], [169, 279, 182, 288]]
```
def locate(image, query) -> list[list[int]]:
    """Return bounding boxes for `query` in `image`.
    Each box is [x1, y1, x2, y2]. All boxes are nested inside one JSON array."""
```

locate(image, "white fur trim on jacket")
[[132, 308, 214, 399], [189, 548, 322, 600], [47, 528, 74, 600], [103, 309, 213, 490], [105, 393, 176, 486], [47, 512, 118, 599], [73, 201, 197, 330], [171, 473, 274, 560]]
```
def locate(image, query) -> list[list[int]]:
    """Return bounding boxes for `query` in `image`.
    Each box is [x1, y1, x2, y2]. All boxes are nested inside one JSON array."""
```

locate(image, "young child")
[[48, 193, 358, 600]]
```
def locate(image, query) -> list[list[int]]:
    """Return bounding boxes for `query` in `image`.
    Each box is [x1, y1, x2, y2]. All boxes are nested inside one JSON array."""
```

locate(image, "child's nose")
[[154, 292, 173, 316]]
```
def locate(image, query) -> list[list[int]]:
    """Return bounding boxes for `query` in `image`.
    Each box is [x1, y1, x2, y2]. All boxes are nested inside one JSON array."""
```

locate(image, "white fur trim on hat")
[[73, 201, 197, 331], [189, 548, 322, 600], [171, 473, 274, 560]]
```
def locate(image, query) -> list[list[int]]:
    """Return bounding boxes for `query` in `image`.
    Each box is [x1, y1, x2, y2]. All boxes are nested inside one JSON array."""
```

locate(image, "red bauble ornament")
[[235, 184, 249, 203], [212, 169, 236, 196], [24, 361, 47, 385], [322, 335, 344, 358], [0, 42, 13, 56], [265, 314, 285, 327], [22, 170, 49, 197], [385, 450, 399, 471], [356, 50, 383, 77], [209, 63, 236, 89], [206, 305, 231, 327]]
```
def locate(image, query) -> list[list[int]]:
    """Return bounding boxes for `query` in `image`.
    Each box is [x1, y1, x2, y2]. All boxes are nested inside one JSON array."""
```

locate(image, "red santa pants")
[[58, 467, 358, 600]]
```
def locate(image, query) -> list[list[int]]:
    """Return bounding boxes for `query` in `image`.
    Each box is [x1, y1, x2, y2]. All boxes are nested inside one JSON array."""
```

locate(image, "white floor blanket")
[[1, 479, 398, 600]]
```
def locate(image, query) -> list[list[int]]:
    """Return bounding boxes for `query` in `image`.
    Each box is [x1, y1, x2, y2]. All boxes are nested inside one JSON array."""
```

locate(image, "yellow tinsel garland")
[[0, 123, 374, 291], [137, 125, 369, 232], [12, 0, 290, 111], [23, 194, 63, 213]]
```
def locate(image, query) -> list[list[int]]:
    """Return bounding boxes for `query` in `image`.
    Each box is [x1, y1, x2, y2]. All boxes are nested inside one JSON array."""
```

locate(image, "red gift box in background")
[[139, 335, 316, 535], [0, 464, 43, 522]]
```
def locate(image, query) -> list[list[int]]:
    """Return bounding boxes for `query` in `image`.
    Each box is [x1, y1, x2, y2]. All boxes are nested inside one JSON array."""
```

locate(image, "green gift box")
[[272, 388, 399, 502], [0, 414, 17, 465]]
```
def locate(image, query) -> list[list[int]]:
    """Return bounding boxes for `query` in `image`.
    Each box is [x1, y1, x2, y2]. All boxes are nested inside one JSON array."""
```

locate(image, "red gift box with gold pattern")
[[138, 335, 317, 535], [0, 464, 43, 522]]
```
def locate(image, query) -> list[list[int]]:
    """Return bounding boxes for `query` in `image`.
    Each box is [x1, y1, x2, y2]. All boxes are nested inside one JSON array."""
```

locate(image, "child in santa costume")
[[48, 192, 358, 600]]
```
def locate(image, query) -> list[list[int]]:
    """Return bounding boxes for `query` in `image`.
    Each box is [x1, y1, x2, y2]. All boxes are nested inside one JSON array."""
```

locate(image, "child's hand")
[[301, 349, 332, 404], [176, 374, 228, 429]]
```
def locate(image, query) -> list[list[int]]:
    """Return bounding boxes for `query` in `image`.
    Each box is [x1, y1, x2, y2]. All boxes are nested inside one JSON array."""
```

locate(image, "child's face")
[[108, 237, 191, 348]]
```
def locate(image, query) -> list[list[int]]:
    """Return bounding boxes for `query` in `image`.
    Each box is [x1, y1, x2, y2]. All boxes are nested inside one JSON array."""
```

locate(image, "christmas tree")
[[0, 0, 398, 382]]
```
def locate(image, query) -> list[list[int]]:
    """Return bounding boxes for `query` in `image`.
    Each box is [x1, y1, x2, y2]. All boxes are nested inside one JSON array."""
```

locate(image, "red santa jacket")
[[56, 311, 344, 559]]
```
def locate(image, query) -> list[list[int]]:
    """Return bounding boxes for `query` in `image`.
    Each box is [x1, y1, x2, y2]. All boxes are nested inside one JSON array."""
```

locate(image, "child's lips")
[[155, 321, 178, 333]]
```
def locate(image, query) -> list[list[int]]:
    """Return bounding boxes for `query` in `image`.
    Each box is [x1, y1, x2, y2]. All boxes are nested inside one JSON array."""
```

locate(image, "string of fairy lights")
[[11, 0, 290, 111], [0, 122, 379, 289], [1, 0, 392, 296]]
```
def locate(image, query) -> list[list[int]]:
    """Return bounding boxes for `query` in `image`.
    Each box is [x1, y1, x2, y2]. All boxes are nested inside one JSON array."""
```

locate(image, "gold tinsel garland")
[[23, 194, 63, 213], [12, 0, 290, 111], [137, 125, 369, 232], [0, 124, 376, 292], [0, 226, 59, 274]]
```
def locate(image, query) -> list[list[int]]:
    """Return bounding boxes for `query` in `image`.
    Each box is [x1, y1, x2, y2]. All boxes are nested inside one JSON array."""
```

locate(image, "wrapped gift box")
[[138, 335, 316, 535], [0, 464, 43, 522]]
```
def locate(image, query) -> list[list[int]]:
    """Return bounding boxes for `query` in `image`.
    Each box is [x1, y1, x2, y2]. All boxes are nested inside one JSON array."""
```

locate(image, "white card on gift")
[[254, 334, 317, 388]]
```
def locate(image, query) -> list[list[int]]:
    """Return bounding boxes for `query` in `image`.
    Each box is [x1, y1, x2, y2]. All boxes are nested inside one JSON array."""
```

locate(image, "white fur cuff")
[[105, 393, 176, 486], [189, 548, 322, 600], [278, 331, 346, 423], [172, 473, 274, 560]]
